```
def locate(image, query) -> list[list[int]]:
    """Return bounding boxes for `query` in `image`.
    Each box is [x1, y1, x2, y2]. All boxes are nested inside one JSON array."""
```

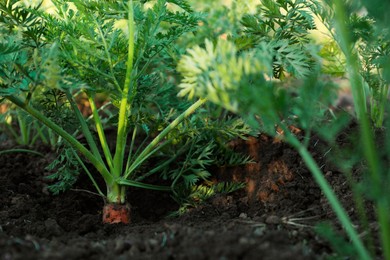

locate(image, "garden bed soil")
[[0, 128, 377, 259]]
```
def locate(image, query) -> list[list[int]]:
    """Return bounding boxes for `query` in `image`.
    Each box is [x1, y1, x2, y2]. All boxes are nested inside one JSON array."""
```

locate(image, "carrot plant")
[[179, 38, 371, 259], [328, 0, 390, 258], [0, 106, 41, 146], [318, 0, 390, 128], [178, 0, 389, 258], [0, 0, 213, 223]]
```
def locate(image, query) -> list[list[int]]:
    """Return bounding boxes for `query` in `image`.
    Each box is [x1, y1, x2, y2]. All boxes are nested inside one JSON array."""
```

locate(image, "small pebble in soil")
[[265, 215, 281, 225], [325, 171, 332, 177], [239, 213, 248, 219], [148, 239, 159, 250]]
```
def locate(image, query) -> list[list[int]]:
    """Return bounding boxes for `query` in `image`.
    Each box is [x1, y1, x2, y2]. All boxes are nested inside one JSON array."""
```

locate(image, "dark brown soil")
[[0, 129, 377, 259]]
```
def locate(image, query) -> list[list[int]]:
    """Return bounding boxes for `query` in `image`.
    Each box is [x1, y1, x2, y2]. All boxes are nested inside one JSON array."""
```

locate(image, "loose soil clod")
[[102, 203, 131, 224]]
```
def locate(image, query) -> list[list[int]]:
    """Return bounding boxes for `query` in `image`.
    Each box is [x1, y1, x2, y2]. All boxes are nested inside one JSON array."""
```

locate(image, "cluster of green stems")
[[281, 1, 390, 259], [5, 1, 206, 205]]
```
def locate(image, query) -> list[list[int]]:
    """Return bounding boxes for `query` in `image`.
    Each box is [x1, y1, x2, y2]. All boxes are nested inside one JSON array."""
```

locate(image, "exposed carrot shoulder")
[[102, 203, 131, 224]]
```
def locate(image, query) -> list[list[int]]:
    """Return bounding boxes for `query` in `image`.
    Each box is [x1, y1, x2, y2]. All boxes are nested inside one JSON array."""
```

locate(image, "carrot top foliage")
[[0, 0, 248, 209]]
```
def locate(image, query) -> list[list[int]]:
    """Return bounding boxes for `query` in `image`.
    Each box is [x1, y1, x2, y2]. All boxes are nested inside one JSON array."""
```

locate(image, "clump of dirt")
[[0, 129, 376, 259], [216, 135, 321, 209]]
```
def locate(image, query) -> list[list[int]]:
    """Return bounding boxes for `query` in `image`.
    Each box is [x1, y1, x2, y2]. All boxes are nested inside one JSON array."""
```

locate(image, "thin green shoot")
[[0, 148, 44, 157]]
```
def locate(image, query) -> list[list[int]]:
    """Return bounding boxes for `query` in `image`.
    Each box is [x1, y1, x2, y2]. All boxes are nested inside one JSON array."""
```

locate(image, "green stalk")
[[29, 121, 44, 146], [17, 113, 29, 145], [109, 0, 135, 204], [376, 83, 389, 127], [49, 129, 57, 147], [125, 140, 171, 180], [331, 1, 366, 120], [171, 139, 197, 196], [344, 169, 375, 256], [65, 90, 104, 164], [125, 124, 137, 174], [6, 95, 113, 185], [333, 1, 390, 258], [117, 178, 171, 191], [285, 131, 371, 260], [88, 94, 114, 172], [128, 129, 149, 165], [35, 122, 48, 144], [113, 0, 135, 177], [135, 142, 190, 182], [123, 98, 207, 179], [0, 148, 44, 157], [72, 149, 105, 197]]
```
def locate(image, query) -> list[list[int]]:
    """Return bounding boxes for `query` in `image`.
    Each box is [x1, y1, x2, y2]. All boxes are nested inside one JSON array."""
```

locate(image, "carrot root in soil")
[[102, 203, 131, 224]]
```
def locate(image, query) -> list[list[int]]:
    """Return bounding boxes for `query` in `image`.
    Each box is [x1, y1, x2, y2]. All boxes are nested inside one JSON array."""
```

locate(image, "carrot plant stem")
[[65, 90, 104, 165], [117, 178, 171, 191], [125, 124, 137, 176], [72, 149, 105, 197], [286, 133, 371, 260], [109, 0, 135, 204], [17, 113, 29, 145], [88, 94, 114, 172], [31, 121, 44, 146], [332, 1, 390, 258], [6, 95, 114, 185], [135, 142, 190, 182], [112, 0, 135, 181], [0, 148, 44, 157], [123, 98, 207, 179]]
